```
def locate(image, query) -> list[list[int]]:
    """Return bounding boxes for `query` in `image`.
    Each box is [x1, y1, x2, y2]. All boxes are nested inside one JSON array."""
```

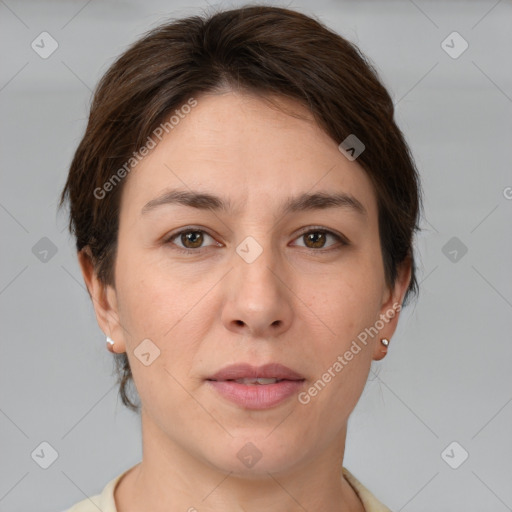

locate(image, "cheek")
[[114, 264, 199, 406], [302, 262, 384, 395], [308, 279, 380, 393], [115, 241, 180, 325], [115, 271, 160, 335], [115, 254, 207, 371], [320, 260, 384, 332]]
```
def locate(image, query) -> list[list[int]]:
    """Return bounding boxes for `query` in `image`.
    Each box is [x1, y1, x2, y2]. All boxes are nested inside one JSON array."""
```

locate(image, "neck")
[[115, 409, 365, 512]]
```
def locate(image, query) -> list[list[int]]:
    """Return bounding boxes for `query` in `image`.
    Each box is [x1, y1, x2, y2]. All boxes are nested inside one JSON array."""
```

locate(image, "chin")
[[205, 434, 304, 477]]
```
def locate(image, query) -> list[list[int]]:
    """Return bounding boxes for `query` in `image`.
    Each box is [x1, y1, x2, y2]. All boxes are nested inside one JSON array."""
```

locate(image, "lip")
[[207, 363, 305, 381], [206, 363, 305, 410]]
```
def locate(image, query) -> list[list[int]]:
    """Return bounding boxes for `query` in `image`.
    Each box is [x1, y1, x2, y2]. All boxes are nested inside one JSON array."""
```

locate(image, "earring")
[[106, 336, 115, 353], [380, 338, 389, 347]]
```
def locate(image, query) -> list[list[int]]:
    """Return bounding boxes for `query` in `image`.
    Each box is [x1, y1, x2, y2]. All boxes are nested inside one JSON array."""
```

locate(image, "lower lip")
[[206, 380, 305, 409]]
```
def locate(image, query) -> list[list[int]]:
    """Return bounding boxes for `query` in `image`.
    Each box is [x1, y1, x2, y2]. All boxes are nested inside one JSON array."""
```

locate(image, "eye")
[[164, 228, 219, 254], [291, 227, 348, 251], [164, 226, 349, 255]]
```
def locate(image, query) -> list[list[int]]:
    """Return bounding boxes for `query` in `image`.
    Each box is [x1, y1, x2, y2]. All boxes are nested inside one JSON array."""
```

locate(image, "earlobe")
[[373, 338, 390, 361]]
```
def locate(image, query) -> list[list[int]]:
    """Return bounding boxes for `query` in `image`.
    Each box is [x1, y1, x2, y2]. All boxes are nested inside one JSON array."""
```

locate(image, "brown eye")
[[180, 230, 204, 249], [165, 228, 218, 253], [293, 229, 347, 251], [303, 231, 327, 249], [165, 226, 348, 255]]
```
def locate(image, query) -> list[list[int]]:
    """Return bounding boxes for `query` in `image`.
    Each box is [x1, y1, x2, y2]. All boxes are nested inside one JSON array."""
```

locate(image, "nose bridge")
[[221, 229, 293, 336], [234, 231, 281, 294]]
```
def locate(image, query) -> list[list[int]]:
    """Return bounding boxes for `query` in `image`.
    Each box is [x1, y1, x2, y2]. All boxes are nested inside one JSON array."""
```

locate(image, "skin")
[[79, 89, 411, 512]]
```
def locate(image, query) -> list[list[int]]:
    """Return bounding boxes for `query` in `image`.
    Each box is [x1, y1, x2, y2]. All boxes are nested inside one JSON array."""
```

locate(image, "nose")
[[220, 239, 293, 339]]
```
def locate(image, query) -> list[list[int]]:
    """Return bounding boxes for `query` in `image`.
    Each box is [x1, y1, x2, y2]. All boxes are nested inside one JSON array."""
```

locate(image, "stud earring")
[[106, 336, 115, 353], [380, 338, 389, 347]]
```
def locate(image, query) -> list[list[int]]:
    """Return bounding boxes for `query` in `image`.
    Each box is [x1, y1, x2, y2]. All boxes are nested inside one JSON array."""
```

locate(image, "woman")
[[61, 5, 422, 511]]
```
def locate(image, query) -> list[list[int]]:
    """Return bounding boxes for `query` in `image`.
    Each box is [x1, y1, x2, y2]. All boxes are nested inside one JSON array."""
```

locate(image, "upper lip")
[[207, 363, 305, 381]]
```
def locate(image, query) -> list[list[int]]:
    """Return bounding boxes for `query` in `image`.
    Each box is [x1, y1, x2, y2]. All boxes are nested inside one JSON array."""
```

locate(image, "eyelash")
[[163, 226, 349, 255]]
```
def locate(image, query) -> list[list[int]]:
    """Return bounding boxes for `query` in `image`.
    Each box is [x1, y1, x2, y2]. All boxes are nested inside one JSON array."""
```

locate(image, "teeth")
[[234, 377, 279, 385]]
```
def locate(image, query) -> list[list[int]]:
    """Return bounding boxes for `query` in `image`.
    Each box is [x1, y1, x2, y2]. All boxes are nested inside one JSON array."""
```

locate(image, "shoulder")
[[62, 468, 130, 512], [61, 491, 102, 512], [342, 467, 394, 512]]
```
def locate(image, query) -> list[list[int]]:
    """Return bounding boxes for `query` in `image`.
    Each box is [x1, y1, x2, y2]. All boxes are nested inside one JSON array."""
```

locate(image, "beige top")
[[64, 465, 392, 512]]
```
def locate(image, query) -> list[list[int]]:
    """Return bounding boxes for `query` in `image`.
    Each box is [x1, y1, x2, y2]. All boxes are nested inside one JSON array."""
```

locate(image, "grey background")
[[1, 0, 511, 511]]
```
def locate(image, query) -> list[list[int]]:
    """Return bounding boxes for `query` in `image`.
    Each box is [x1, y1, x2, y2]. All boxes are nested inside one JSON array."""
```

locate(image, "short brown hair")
[[60, 4, 423, 413]]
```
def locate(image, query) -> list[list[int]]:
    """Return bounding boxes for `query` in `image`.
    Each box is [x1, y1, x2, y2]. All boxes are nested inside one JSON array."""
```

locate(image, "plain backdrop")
[[1, 1, 511, 511]]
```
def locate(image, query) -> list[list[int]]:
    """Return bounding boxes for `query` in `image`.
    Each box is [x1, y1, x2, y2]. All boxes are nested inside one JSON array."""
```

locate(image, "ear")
[[78, 247, 127, 354], [372, 255, 412, 361]]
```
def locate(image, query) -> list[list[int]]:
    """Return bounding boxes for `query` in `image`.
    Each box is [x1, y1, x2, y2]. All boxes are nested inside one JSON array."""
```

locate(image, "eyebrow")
[[141, 189, 367, 217]]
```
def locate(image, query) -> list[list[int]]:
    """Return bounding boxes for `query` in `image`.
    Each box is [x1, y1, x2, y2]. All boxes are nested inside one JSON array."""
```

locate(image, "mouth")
[[205, 363, 306, 409]]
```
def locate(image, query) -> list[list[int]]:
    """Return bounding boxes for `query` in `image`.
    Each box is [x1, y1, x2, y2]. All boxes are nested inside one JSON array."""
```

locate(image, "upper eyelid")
[[166, 228, 216, 244]]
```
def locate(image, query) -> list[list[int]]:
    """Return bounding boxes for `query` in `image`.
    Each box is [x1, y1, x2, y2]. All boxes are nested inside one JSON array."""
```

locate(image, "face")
[[82, 90, 410, 476]]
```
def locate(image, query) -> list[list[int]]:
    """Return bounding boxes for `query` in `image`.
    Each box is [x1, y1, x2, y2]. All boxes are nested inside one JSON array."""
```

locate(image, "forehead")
[[120, 91, 378, 221]]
